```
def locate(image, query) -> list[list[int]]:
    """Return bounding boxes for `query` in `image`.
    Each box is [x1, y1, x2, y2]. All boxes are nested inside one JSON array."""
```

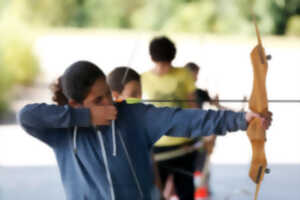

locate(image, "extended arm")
[[142, 105, 248, 145]]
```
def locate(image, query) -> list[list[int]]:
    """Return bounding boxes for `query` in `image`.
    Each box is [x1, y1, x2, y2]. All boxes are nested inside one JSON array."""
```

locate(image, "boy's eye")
[[94, 96, 103, 104]]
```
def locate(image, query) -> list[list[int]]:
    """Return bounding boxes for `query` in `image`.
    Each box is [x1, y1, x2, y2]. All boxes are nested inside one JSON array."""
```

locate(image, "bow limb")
[[247, 13, 270, 200]]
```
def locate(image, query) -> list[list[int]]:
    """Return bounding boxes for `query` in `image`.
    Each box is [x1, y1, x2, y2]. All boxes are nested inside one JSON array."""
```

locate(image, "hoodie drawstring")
[[72, 123, 144, 200], [73, 126, 116, 200], [74, 122, 117, 156], [112, 120, 117, 156], [73, 126, 78, 153], [118, 129, 144, 199], [72, 126, 88, 199], [96, 127, 116, 200]]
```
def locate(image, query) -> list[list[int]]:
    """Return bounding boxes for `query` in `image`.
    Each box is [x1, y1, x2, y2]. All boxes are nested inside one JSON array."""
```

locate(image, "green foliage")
[[131, 0, 178, 30], [218, 0, 274, 35], [268, 0, 300, 34], [130, 0, 277, 35], [164, 1, 217, 33], [286, 15, 300, 36], [80, 0, 143, 28], [5, 0, 79, 27], [2, 0, 143, 28], [2, 37, 39, 85], [0, 46, 14, 113], [2, 0, 300, 34], [0, 22, 40, 85], [0, 23, 39, 113]]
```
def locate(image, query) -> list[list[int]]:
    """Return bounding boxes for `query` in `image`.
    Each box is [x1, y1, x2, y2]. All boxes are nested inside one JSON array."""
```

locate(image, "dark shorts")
[[154, 140, 206, 200]]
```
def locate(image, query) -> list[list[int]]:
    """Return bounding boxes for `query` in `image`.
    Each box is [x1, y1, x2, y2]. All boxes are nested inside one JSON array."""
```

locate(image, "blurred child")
[[185, 62, 223, 110], [108, 66, 163, 199], [107, 67, 142, 100], [142, 36, 200, 200], [185, 62, 218, 196]]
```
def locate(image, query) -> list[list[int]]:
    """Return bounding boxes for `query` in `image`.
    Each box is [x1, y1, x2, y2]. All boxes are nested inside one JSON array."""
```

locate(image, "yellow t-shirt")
[[141, 67, 196, 146]]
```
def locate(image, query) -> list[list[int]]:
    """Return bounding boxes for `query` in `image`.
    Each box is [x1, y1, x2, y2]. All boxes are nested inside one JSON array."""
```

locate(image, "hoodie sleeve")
[[17, 103, 91, 146], [140, 105, 248, 146]]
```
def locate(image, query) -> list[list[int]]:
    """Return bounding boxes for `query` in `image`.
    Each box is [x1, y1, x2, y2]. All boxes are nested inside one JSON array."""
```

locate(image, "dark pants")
[[157, 151, 198, 200]]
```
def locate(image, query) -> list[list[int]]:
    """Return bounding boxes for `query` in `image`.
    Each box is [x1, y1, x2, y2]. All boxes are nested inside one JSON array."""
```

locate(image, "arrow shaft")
[[138, 99, 300, 103]]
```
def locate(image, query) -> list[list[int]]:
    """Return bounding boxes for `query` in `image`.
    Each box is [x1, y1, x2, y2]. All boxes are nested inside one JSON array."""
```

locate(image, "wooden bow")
[[247, 13, 271, 200]]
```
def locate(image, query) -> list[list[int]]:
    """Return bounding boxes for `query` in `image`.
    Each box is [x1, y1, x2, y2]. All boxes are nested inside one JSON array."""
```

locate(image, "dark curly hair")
[[149, 36, 176, 62], [51, 77, 68, 105], [107, 67, 140, 93], [185, 62, 200, 72], [51, 61, 105, 105]]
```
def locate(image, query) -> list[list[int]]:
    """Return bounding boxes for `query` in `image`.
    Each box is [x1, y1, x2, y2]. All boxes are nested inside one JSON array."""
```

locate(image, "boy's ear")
[[111, 91, 120, 101], [69, 99, 81, 108]]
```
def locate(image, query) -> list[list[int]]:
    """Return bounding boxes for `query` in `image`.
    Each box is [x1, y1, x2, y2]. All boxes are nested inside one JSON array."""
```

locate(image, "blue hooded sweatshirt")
[[18, 101, 247, 200]]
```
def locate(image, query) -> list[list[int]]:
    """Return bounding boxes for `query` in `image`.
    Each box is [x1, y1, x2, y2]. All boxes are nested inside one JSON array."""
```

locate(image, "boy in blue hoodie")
[[18, 61, 271, 200]]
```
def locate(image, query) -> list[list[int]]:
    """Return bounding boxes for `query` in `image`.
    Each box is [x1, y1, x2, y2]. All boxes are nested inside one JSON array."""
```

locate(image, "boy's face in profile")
[[122, 80, 142, 99], [112, 80, 142, 100], [82, 78, 114, 108], [192, 69, 199, 82]]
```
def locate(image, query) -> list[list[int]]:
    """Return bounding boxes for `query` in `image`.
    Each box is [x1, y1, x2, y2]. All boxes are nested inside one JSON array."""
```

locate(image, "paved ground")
[[1, 32, 300, 199], [0, 164, 299, 200]]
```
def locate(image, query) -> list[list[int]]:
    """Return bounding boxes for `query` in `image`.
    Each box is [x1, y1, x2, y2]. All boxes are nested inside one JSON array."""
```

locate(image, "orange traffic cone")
[[194, 171, 209, 200], [194, 187, 209, 200]]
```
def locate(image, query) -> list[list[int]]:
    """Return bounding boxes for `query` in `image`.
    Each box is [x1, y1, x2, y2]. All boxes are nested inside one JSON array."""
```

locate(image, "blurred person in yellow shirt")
[[142, 36, 200, 200]]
